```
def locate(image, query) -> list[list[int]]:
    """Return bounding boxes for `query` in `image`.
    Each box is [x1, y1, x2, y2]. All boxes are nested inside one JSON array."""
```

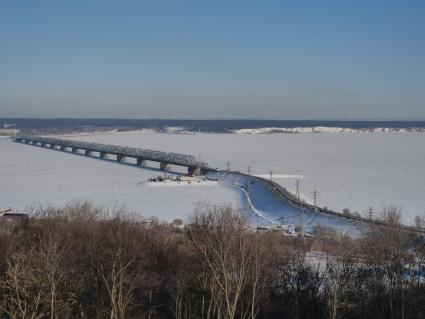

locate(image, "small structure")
[[0, 128, 20, 136], [0, 208, 28, 225], [0, 207, 12, 214]]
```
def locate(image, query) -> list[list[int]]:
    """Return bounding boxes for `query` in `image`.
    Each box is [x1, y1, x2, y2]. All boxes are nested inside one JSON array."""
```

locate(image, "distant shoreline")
[[3, 118, 425, 135]]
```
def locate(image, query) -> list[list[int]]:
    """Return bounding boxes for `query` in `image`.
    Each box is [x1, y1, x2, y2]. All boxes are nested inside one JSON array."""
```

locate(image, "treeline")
[[0, 203, 424, 319]]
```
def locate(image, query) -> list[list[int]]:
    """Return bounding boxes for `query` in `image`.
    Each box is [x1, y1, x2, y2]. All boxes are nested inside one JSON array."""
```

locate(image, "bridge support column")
[[136, 158, 147, 166], [49, 144, 55, 149], [160, 162, 170, 171], [60, 146, 66, 151], [84, 150, 92, 156], [100, 152, 107, 159], [71, 148, 77, 153], [117, 155, 125, 162], [188, 166, 201, 176]]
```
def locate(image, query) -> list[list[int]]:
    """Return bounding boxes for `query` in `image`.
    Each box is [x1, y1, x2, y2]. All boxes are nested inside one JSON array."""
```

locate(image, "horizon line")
[[1, 117, 425, 122]]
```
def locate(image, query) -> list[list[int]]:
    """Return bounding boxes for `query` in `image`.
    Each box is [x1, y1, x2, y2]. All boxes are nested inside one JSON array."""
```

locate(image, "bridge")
[[14, 135, 208, 175]]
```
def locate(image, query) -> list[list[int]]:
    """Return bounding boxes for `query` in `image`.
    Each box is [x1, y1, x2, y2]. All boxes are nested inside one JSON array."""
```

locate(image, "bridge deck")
[[15, 135, 206, 169]]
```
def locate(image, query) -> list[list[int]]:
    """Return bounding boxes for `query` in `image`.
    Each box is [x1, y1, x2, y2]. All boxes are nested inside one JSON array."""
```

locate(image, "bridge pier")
[[49, 144, 55, 149], [136, 158, 147, 166], [160, 162, 170, 171], [85, 150, 92, 156], [117, 155, 125, 162], [60, 146, 66, 151], [99, 152, 108, 159], [188, 166, 201, 176], [71, 148, 77, 153]]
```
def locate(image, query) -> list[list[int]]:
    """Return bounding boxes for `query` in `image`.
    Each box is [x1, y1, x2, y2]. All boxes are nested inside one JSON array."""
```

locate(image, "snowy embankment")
[[208, 171, 361, 236], [49, 126, 425, 137], [233, 127, 425, 134]]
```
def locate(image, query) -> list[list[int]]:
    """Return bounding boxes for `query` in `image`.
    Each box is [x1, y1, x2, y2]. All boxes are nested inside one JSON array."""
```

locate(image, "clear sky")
[[1, 0, 424, 119]]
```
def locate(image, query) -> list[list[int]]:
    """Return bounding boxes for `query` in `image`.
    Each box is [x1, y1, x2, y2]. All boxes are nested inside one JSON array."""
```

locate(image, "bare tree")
[[325, 235, 355, 319], [91, 213, 147, 319], [363, 207, 414, 319], [189, 206, 252, 319], [0, 249, 44, 319]]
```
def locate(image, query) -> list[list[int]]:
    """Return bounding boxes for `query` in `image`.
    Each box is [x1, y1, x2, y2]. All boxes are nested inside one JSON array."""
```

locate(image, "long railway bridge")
[[13, 135, 425, 234], [14, 135, 208, 175]]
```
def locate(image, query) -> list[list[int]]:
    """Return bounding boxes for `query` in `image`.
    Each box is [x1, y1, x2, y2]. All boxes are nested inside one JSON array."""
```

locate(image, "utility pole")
[[270, 170, 273, 180], [300, 207, 305, 239], [227, 161, 230, 172], [368, 207, 374, 220], [196, 153, 202, 176], [247, 166, 251, 176], [313, 190, 318, 206], [296, 180, 300, 200]]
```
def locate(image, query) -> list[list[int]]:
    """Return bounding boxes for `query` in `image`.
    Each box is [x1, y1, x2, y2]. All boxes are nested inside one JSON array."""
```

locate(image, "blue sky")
[[1, 0, 424, 119]]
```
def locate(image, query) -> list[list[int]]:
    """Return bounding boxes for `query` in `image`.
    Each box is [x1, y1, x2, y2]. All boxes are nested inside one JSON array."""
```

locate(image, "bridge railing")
[[15, 135, 207, 169], [211, 169, 425, 235]]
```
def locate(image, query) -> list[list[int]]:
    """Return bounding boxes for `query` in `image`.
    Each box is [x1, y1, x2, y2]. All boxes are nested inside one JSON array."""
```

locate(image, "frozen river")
[[0, 135, 242, 221], [1, 131, 425, 225]]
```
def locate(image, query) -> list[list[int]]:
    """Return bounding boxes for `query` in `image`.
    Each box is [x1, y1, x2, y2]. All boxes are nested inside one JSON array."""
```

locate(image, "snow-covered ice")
[[67, 131, 425, 225], [1, 130, 425, 228], [0, 136, 242, 222]]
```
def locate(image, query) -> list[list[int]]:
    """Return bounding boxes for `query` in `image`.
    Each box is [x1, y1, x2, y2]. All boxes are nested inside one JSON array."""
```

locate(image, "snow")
[[145, 180, 217, 187], [0, 136, 242, 222], [209, 171, 361, 236], [254, 174, 304, 179], [66, 131, 425, 225], [2, 130, 424, 229], [232, 126, 424, 134]]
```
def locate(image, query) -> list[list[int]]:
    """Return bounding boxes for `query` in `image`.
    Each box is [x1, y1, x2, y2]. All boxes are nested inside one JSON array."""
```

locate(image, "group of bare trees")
[[0, 203, 424, 319]]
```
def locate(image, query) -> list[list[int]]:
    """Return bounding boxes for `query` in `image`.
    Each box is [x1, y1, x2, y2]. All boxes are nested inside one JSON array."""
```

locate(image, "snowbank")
[[232, 127, 425, 134]]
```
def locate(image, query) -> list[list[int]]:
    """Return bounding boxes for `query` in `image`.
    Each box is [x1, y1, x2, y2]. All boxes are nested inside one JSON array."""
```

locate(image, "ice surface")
[[66, 131, 425, 225], [2, 131, 425, 228], [0, 136, 242, 222]]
